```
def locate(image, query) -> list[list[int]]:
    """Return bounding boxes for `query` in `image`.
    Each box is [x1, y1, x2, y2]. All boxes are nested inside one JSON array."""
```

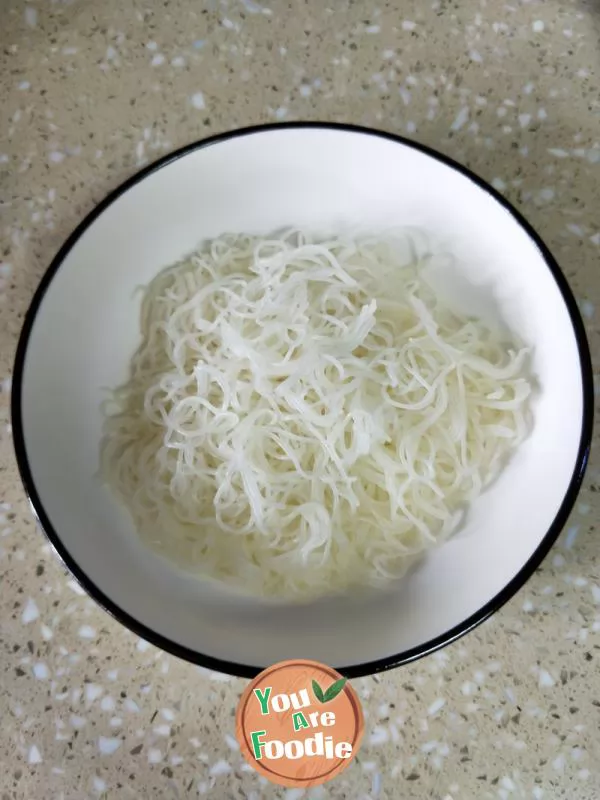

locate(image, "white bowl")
[[12, 124, 593, 677]]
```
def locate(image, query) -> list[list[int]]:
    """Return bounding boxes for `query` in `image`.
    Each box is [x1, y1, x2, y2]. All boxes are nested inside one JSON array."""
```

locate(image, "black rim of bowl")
[[11, 122, 595, 679]]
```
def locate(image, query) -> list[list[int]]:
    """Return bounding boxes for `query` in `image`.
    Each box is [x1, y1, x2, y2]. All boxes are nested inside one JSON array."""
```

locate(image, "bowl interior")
[[17, 126, 586, 673]]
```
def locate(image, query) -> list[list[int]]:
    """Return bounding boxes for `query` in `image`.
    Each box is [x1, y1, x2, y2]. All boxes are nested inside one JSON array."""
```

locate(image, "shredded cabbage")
[[100, 229, 532, 600]]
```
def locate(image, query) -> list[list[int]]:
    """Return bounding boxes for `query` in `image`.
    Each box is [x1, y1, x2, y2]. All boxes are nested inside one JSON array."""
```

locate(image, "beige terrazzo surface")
[[0, 0, 599, 798]]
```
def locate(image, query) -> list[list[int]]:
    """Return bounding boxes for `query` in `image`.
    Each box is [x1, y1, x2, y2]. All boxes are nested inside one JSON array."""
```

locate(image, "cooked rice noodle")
[[100, 229, 532, 599]]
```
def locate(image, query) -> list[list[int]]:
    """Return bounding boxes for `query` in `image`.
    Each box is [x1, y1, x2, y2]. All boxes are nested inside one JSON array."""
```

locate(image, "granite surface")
[[1, 0, 599, 798]]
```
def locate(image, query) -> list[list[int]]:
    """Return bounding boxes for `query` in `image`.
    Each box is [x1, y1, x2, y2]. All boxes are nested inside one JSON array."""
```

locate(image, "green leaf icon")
[[312, 679, 325, 703], [312, 677, 347, 703], [323, 677, 347, 702]]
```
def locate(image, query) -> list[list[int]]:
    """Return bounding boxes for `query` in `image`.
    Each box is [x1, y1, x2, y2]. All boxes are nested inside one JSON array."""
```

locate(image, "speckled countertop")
[[0, 0, 599, 798]]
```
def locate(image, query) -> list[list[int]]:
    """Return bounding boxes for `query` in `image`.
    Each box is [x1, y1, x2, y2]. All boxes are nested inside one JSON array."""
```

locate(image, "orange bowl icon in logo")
[[236, 659, 364, 788]]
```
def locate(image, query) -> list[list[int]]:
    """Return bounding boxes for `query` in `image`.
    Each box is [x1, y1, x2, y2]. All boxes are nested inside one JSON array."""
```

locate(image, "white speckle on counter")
[[368, 726, 388, 745], [171, 56, 185, 67], [170, 754, 184, 766], [85, 684, 104, 704], [124, 698, 140, 713], [28, 745, 42, 764], [151, 53, 165, 66], [428, 698, 446, 716], [450, 107, 469, 131], [25, 6, 37, 26], [239, 0, 272, 13], [552, 754, 566, 772], [136, 638, 150, 652], [40, 624, 53, 640], [190, 92, 206, 110], [22, 597, 39, 624], [591, 585, 600, 603], [518, 113, 531, 128], [146, 41, 158, 50], [49, 151, 64, 163], [285, 790, 305, 800], [78, 625, 97, 639], [491, 177, 506, 191], [92, 776, 107, 795], [70, 714, 87, 729], [18, 80, 31, 90], [564, 525, 580, 549], [581, 301, 594, 319], [107, 669, 119, 681], [209, 759, 232, 777], [154, 724, 170, 737], [469, 50, 483, 62], [402, 20, 416, 31], [522, 599, 534, 612], [532, 20, 545, 33], [148, 748, 162, 763], [366, 24, 381, 34], [399, 87, 411, 105], [100, 696, 115, 712], [98, 736, 122, 755], [567, 223, 585, 237], [538, 187, 555, 202], [548, 148, 569, 158], [109, 717, 122, 728], [224, 733, 239, 750], [539, 669, 555, 688], [33, 662, 49, 680]]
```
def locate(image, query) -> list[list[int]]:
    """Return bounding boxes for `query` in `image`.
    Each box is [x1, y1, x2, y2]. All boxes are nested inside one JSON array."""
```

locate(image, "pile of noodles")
[[100, 229, 532, 600]]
